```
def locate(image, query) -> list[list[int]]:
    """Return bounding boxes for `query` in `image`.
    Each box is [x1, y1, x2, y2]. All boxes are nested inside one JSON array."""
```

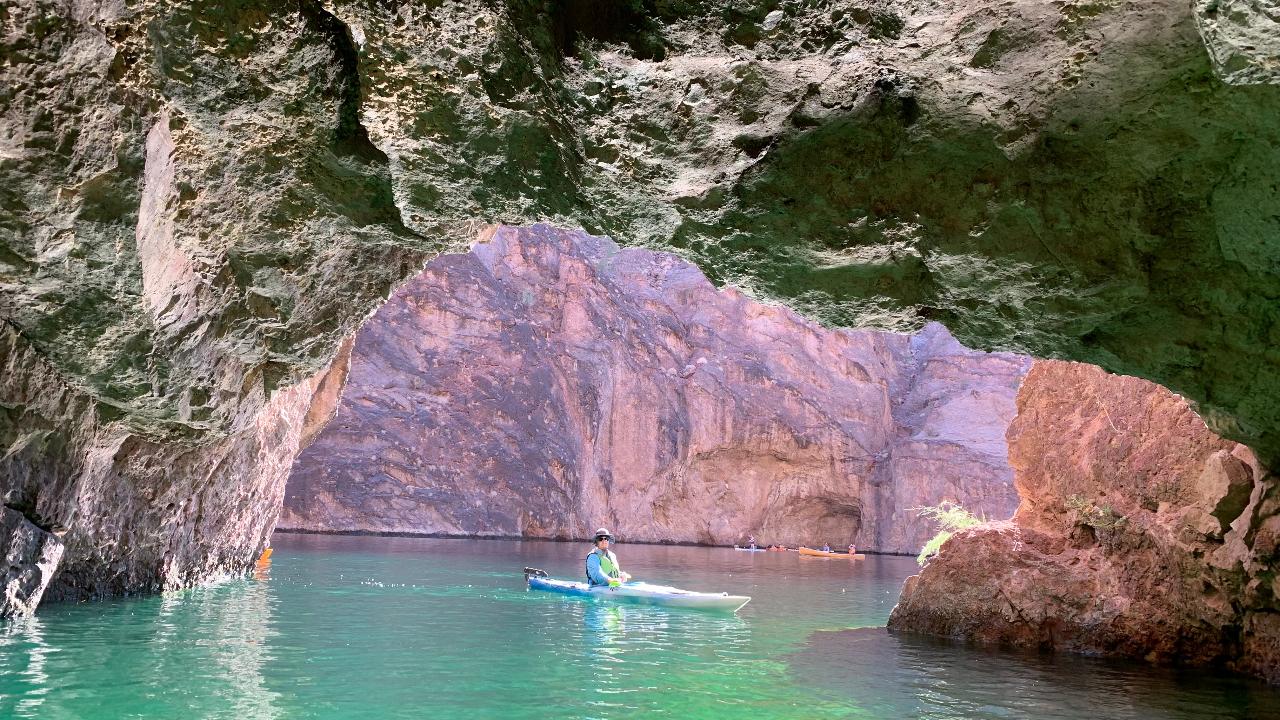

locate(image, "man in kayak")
[[586, 528, 631, 588]]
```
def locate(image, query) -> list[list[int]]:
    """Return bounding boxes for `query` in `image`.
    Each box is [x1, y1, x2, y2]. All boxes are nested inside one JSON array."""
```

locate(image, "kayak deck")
[[527, 576, 751, 613]]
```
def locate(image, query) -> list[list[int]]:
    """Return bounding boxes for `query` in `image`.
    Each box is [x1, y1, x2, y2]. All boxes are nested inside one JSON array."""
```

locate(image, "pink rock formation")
[[889, 360, 1280, 682], [280, 225, 1030, 553]]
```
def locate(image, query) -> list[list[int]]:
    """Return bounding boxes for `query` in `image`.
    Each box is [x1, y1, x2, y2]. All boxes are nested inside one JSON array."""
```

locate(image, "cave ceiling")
[[1, 0, 1278, 460]]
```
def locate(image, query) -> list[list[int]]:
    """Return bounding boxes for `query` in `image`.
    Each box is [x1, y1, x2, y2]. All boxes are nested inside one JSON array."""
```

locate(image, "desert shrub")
[[914, 501, 983, 566], [1065, 494, 1127, 531]]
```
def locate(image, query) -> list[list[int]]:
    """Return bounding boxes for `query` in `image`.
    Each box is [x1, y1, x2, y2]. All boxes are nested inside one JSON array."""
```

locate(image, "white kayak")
[[526, 574, 750, 613]]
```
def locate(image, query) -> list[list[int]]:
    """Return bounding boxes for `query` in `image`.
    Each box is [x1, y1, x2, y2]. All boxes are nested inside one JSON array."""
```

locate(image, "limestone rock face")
[[0, 325, 346, 606], [280, 225, 1028, 552], [1194, 0, 1280, 85], [888, 361, 1280, 682], [0, 507, 63, 618], [2, 0, 421, 607]]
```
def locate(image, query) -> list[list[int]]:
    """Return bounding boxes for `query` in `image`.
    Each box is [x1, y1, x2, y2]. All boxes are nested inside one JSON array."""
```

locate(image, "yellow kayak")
[[798, 546, 865, 559]]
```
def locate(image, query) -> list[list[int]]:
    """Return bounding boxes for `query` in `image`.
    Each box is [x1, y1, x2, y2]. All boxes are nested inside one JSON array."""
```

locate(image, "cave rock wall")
[[3, 0, 1277, 610], [0, 324, 348, 612]]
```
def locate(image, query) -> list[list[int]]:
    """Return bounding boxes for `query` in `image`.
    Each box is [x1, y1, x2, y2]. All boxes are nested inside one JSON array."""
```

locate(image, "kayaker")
[[821, 543, 832, 553], [585, 528, 631, 588], [847, 543, 857, 555], [747, 534, 757, 550]]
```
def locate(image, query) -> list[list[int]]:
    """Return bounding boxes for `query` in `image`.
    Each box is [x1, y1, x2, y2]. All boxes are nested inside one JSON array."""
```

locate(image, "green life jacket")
[[585, 548, 620, 585], [598, 549, 618, 577]]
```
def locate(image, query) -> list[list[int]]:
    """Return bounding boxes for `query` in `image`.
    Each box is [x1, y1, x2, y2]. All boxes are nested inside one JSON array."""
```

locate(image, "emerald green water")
[[2, 534, 1278, 719]]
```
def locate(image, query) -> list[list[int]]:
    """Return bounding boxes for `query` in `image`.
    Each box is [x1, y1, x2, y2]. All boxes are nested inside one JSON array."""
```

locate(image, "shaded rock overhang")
[[2, 0, 1277, 464]]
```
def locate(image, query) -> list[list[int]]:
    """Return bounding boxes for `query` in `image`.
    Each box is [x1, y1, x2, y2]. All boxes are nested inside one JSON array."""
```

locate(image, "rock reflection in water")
[[197, 581, 281, 719], [0, 580, 281, 719], [0, 617, 52, 717], [791, 628, 1280, 720]]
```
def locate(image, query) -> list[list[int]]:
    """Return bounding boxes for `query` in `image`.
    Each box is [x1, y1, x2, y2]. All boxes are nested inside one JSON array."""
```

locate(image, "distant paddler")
[[585, 528, 631, 588], [253, 546, 273, 580]]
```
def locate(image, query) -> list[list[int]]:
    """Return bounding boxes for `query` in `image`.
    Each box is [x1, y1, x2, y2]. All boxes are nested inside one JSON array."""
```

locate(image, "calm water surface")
[[2, 534, 1277, 719]]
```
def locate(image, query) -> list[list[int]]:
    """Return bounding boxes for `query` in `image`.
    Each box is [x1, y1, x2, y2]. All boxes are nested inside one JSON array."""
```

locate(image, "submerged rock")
[[888, 360, 1280, 683], [280, 225, 1028, 552]]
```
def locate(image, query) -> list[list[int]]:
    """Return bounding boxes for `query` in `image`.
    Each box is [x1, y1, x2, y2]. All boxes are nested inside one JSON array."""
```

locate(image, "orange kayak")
[[798, 546, 865, 559]]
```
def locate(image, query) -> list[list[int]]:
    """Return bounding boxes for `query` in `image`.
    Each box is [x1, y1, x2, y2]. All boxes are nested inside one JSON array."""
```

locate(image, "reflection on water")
[[0, 577, 282, 719], [793, 628, 1280, 720], [0, 617, 51, 717], [205, 583, 280, 719], [583, 603, 628, 636], [1, 534, 1277, 720]]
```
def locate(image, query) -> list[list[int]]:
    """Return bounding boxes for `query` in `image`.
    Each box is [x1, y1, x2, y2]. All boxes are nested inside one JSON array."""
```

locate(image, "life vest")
[[585, 548, 620, 585]]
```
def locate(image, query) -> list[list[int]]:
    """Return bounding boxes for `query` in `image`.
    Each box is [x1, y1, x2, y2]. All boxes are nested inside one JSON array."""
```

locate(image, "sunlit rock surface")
[[1193, 0, 1280, 85], [888, 360, 1280, 682], [280, 225, 1028, 552]]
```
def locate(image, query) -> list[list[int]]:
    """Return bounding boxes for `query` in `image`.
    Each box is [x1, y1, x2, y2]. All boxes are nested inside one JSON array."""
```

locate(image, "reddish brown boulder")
[[889, 360, 1279, 682], [280, 225, 1031, 552]]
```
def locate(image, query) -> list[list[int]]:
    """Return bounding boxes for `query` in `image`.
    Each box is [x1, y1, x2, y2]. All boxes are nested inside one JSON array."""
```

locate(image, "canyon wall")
[[888, 361, 1280, 682], [280, 225, 1029, 552]]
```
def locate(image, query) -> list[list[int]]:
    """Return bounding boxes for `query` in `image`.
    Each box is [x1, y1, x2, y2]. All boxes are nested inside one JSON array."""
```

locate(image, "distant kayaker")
[[847, 543, 857, 555], [747, 534, 757, 550], [585, 528, 631, 588], [821, 543, 832, 553]]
